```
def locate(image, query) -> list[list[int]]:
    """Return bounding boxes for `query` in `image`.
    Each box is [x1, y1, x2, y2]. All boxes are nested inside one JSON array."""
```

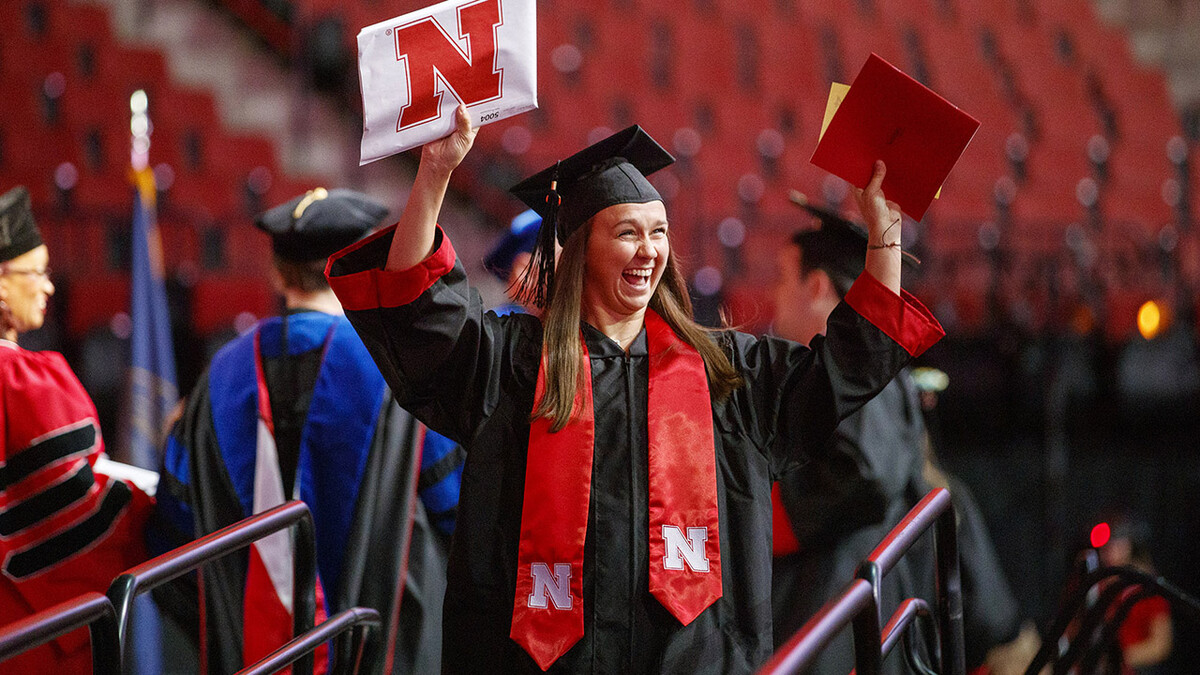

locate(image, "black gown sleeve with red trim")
[[326, 223, 944, 675]]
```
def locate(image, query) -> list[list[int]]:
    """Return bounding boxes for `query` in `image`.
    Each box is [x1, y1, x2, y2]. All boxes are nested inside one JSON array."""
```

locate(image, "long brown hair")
[[532, 220, 743, 431]]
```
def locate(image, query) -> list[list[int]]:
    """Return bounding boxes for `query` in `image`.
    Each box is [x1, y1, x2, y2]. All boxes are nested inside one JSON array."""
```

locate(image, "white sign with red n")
[[357, 0, 537, 165]]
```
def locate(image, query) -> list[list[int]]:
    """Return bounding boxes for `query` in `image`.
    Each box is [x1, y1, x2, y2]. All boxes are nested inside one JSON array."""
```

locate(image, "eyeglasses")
[[1, 266, 52, 279]]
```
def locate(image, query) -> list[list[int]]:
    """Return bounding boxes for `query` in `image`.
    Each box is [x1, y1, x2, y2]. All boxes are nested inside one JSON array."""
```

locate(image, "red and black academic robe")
[[326, 225, 944, 674], [0, 340, 152, 674], [151, 311, 451, 674]]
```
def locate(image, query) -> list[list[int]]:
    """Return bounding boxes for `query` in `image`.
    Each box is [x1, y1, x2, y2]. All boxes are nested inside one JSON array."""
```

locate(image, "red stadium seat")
[[63, 273, 131, 338], [71, 172, 134, 213], [151, 87, 221, 144], [191, 276, 275, 335], [203, 133, 280, 181], [0, 169, 57, 210], [834, 19, 909, 75], [162, 172, 242, 220], [94, 47, 170, 96], [0, 120, 81, 173]]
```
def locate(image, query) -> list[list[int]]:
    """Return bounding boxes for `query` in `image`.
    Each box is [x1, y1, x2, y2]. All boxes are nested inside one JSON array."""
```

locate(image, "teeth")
[[626, 269, 652, 277]]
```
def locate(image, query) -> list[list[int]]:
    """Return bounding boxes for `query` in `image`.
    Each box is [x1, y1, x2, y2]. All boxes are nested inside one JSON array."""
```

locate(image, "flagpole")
[[127, 88, 167, 675]]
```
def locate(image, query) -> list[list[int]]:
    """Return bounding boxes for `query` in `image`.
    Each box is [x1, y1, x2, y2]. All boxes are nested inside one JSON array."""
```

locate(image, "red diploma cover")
[[810, 53, 980, 220]]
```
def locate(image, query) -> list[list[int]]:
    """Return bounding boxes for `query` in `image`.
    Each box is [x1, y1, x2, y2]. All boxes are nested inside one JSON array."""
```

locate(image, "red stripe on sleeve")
[[326, 224, 457, 312], [843, 271, 945, 357]]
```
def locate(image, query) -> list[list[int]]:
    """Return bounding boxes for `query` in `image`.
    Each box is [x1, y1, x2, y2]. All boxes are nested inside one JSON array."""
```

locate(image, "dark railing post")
[[934, 500, 965, 675], [903, 605, 941, 675], [856, 559, 883, 628], [291, 511, 317, 675], [850, 579, 882, 675], [106, 574, 137, 659], [106, 501, 316, 674], [88, 596, 122, 675]]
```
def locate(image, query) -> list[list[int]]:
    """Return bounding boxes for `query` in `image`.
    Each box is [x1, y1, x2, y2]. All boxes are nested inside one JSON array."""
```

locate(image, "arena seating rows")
[[208, 0, 1193, 336], [0, 0, 328, 339], [2, 0, 1195, 340]]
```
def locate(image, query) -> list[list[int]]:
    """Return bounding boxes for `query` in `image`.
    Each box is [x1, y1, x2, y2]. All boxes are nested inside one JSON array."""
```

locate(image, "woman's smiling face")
[[0, 244, 54, 338], [581, 201, 670, 322]]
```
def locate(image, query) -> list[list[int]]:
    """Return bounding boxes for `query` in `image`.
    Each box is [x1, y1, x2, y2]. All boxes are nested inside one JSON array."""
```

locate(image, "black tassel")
[[515, 163, 561, 309]]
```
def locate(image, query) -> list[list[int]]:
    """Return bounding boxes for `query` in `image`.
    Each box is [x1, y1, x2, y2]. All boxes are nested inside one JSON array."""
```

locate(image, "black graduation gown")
[[945, 474, 1022, 667], [327, 225, 943, 674], [771, 370, 931, 675], [150, 313, 448, 675]]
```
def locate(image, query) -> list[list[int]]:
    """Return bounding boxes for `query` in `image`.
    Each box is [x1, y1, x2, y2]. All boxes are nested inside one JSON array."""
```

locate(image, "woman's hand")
[[853, 160, 901, 245], [854, 160, 903, 295], [420, 104, 478, 179], [386, 104, 479, 271]]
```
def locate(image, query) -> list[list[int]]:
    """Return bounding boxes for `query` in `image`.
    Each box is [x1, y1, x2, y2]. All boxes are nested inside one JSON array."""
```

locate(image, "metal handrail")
[[1025, 565, 1200, 675], [758, 579, 877, 675], [760, 488, 963, 675], [107, 500, 317, 674], [0, 592, 120, 675], [846, 598, 939, 675], [880, 598, 931, 664], [855, 487, 964, 675], [234, 606, 382, 675]]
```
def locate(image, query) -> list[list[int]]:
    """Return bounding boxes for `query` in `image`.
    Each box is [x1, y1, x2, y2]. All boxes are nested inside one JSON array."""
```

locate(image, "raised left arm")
[[855, 160, 902, 295]]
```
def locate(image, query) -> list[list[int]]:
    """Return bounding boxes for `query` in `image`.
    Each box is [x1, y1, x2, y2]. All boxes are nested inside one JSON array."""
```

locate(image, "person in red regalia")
[[0, 186, 152, 674]]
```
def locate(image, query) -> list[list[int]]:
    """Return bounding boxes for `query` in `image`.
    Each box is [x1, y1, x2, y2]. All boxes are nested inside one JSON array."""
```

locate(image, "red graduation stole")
[[510, 309, 722, 670]]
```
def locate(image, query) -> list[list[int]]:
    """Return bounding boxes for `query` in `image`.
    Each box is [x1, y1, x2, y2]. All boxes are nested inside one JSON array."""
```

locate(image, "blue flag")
[[124, 168, 178, 469], [125, 168, 176, 674]]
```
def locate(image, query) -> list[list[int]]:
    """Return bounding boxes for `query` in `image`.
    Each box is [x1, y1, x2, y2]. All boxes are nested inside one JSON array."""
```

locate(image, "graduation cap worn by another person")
[[255, 188, 390, 263], [0, 187, 43, 265], [508, 125, 674, 308], [788, 190, 921, 282], [253, 188, 390, 410], [483, 209, 542, 283]]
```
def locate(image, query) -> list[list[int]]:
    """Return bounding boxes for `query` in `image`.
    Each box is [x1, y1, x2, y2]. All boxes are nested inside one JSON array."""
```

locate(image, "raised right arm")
[[385, 104, 478, 271], [327, 108, 538, 446]]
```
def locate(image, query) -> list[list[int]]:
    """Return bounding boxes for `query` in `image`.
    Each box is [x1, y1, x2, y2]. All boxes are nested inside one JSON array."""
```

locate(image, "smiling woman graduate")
[[325, 106, 945, 674]]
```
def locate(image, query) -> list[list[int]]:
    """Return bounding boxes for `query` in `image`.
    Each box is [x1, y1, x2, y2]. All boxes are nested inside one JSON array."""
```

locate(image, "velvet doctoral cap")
[[255, 188, 389, 263], [507, 125, 674, 307], [0, 187, 43, 264]]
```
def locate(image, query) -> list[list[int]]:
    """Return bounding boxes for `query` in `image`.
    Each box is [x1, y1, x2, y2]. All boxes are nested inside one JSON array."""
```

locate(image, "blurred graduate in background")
[[151, 188, 462, 674], [484, 208, 542, 316]]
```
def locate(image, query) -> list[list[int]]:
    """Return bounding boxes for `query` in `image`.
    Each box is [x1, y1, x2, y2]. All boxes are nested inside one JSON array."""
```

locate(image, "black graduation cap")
[[255, 188, 389, 263], [508, 125, 674, 307], [788, 190, 919, 284], [0, 186, 43, 264]]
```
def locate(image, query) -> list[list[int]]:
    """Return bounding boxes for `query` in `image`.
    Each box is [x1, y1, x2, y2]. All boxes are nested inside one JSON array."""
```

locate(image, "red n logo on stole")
[[392, 0, 505, 132]]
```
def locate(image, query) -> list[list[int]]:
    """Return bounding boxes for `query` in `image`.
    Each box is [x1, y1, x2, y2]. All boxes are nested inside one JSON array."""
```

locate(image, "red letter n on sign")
[[393, 0, 504, 132]]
